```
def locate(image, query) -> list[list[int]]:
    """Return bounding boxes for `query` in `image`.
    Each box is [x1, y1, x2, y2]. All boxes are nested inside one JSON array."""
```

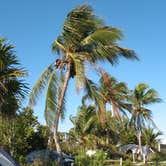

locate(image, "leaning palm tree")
[[129, 83, 161, 156], [99, 74, 131, 123], [0, 38, 28, 116], [29, 4, 137, 163], [83, 74, 131, 125], [83, 74, 131, 146]]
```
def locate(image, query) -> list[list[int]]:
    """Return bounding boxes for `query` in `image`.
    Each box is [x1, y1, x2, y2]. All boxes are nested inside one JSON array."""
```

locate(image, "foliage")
[[98, 74, 130, 121], [0, 107, 50, 161], [0, 5, 163, 165], [129, 83, 161, 131], [29, 5, 137, 159], [75, 149, 108, 166], [142, 127, 162, 149], [74, 150, 89, 166], [128, 83, 162, 155], [122, 159, 132, 166], [67, 98, 162, 162], [69, 101, 134, 151], [30, 159, 58, 166], [70, 104, 97, 147], [149, 151, 166, 163], [20, 159, 59, 166], [0, 38, 28, 116]]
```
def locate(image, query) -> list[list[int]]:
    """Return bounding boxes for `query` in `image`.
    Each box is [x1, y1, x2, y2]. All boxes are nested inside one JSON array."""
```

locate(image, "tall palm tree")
[[29, 4, 137, 163], [0, 38, 28, 116], [129, 83, 161, 156]]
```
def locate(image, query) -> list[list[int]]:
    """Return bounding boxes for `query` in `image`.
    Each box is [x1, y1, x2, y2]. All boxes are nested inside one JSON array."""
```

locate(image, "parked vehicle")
[[0, 149, 19, 166]]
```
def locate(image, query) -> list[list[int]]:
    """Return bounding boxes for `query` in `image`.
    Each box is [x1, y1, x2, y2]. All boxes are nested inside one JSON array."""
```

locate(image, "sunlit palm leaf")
[[142, 89, 162, 105], [0, 68, 27, 80], [62, 4, 104, 48], [29, 65, 54, 106], [52, 36, 66, 54], [83, 115, 97, 133], [58, 72, 66, 120], [84, 79, 103, 115], [70, 53, 86, 92], [82, 27, 123, 45], [45, 71, 58, 127]]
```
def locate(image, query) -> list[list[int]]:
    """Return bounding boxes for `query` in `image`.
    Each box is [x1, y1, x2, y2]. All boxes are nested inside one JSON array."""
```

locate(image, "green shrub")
[[75, 150, 89, 166], [91, 150, 107, 166], [75, 149, 108, 166], [19, 155, 28, 166], [150, 152, 161, 162], [122, 159, 132, 166]]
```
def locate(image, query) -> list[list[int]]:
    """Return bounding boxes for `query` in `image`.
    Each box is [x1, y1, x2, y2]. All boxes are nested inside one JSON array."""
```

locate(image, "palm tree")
[[70, 104, 97, 147], [83, 73, 131, 124], [129, 83, 161, 156], [118, 118, 137, 146], [142, 127, 162, 150], [83, 75, 131, 146], [70, 104, 118, 149], [0, 38, 28, 116], [99, 74, 131, 122], [29, 4, 137, 163]]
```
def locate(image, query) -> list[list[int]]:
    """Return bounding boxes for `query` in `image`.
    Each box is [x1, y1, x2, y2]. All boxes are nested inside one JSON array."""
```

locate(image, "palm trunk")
[[53, 62, 71, 165], [54, 113, 62, 164], [100, 102, 109, 145], [101, 102, 107, 125], [47, 130, 52, 150], [137, 130, 143, 159], [110, 100, 119, 119]]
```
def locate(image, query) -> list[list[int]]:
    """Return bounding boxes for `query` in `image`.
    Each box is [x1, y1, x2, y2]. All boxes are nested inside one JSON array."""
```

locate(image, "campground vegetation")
[[0, 4, 165, 166]]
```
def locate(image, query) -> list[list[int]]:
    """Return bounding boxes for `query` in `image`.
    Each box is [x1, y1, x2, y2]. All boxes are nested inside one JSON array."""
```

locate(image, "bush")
[[20, 160, 59, 166], [19, 155, 28, 166], [91, 150, 107, 166], [75, 150, 89, 166], [75, 149, 108, 166], [122, 159, 132, 166]]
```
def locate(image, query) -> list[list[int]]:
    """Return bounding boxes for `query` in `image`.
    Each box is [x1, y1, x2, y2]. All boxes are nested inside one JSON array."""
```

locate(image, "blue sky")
[[0, 0, 166, 142]]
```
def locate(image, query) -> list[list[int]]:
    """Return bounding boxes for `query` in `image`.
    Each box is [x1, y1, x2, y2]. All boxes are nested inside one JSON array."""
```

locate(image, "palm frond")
[[70, 53, 86, 92], [0, 38, 28, 115], [135, 83, 149, 95], [62, 4, 104, 48], [0, 81, 7, 92], [142, 89, 162, 105], [0, 68, 27, 80], [84, 44, 138, 65], [83, 115, 97, 133], [58, 71, 67, 120], [84, 78, 101, 102], [112, 46, 139, 61], [29, 65, 54, 106], [52, 36, 66, 54], [44, 71, 58, 127], [69, 115, 76, 125], [82, 27, 123, 45]]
